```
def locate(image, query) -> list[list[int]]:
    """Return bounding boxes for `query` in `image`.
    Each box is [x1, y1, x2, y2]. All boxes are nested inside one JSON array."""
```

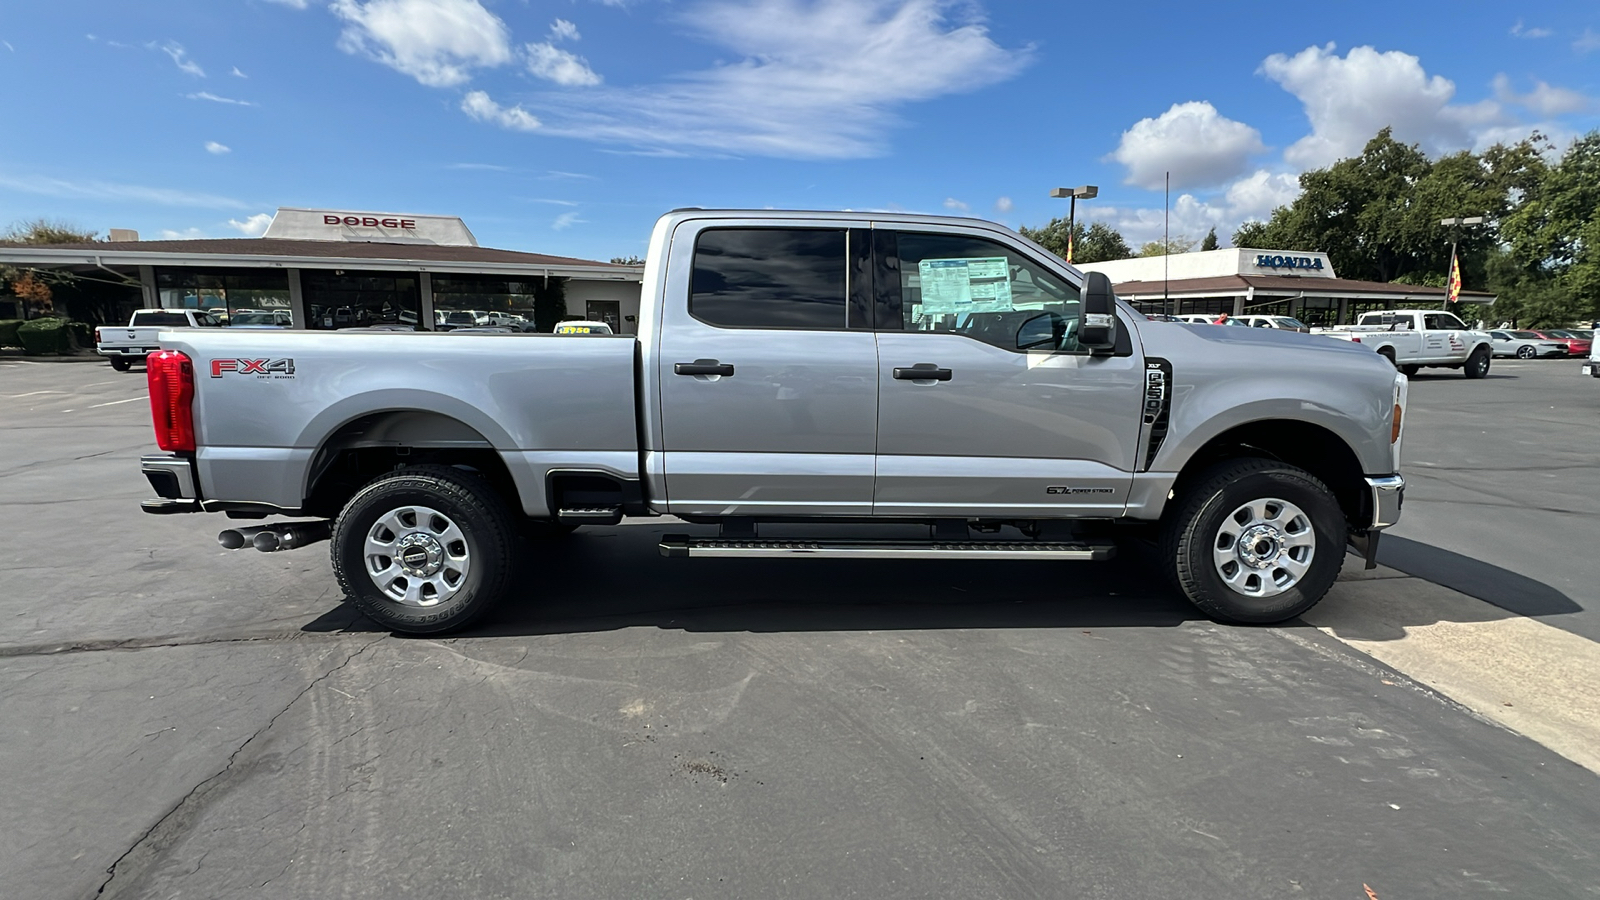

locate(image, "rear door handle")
[[893, 363, 953, 382], [674, 359, 735, 376]]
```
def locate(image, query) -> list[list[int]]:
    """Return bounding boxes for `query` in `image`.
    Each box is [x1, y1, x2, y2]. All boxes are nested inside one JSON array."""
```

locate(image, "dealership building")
[[0, 208, 644, 332], [1078, 248, 1496, 327]]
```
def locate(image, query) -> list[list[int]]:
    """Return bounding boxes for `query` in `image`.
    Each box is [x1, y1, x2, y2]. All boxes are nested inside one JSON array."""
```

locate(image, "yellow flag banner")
[[1066, 229, 1075, 265], [1446, 250, 1462, 304]]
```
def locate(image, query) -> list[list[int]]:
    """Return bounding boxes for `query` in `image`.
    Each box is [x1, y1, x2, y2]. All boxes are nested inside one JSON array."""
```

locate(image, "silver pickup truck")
[[139, 209, 1406, 633]]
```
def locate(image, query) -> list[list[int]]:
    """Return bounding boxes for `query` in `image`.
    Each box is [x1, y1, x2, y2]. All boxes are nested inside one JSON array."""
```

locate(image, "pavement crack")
[[0, 627, 379, 659], [94, 635, 385, 898]]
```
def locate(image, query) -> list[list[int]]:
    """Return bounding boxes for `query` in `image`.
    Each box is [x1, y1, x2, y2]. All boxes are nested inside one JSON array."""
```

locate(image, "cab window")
[[690, 228, 847, 330], [1424, 313, 1467, 330], [889, 232, 1083, 352]]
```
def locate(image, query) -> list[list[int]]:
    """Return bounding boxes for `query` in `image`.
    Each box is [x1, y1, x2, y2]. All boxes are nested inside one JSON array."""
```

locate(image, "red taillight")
[[94, 327, 103, 343], [147, 350, 196, 452], [1350, 336, 1362, 343]]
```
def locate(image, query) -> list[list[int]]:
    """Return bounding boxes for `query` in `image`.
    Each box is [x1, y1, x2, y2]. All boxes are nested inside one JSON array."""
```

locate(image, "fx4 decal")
[[211, 358, 296, 378]]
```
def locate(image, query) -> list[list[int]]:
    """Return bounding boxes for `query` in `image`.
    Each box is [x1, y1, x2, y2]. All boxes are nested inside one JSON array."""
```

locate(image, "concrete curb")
[[0, 352, 109, 364]]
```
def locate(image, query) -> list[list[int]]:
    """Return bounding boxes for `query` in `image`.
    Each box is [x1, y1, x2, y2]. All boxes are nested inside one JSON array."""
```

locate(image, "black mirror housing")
[[1079, 271, 1118, 352]]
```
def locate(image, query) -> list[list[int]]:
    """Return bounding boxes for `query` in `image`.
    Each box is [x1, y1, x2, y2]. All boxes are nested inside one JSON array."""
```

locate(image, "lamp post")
[[1440, 215, 1485, 311], [1049, 185, 1098, 264]]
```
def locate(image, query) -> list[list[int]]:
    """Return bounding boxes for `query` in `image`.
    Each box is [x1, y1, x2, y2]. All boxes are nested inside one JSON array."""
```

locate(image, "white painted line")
[[85, 396, 144, 409], [4, 390, 68, 398]]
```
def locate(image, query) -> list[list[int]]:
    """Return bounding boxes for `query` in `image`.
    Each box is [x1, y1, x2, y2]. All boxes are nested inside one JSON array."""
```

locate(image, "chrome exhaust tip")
[[251, 521, 332, 553], [218, 525, 270, 550]]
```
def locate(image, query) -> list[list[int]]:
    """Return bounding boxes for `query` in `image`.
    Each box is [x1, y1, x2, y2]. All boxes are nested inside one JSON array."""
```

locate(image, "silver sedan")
[[1489, 330, 1568, 358]]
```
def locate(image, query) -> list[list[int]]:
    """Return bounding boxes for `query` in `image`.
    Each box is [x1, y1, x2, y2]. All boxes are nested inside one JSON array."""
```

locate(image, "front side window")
[[1424, 313, 1467, 330], [892, 232, 1082, 352], [690, 228, 847, 330]]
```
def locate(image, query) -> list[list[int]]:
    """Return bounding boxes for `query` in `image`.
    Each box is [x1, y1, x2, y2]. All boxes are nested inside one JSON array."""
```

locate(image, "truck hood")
[[1141, 321, 1381, 361]]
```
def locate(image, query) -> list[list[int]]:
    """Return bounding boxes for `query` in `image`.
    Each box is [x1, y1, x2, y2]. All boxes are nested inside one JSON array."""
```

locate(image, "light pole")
[[1049, 185, 1098, 264], [1440, 215, 1485, 312]]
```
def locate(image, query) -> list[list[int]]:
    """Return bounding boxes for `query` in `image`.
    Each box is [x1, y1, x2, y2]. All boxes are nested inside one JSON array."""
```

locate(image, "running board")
[[659, 535, 1115, 560]]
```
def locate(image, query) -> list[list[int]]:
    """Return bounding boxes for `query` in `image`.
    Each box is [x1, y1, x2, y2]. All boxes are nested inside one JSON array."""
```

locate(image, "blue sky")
[[2, 0, 1597, 261]]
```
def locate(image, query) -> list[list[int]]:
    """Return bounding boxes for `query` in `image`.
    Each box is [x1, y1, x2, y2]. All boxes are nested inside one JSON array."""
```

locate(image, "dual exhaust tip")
[[218, 521, 332, 553]]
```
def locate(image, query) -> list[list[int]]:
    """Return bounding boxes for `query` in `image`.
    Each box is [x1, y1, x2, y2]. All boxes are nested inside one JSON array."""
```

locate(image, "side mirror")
[[1016, 312, 1066, 350], [1079, 271, 1118, 352]]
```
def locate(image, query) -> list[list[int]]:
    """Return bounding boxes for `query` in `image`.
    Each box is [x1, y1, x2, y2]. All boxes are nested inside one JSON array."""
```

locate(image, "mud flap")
[[1347, 531, 1381, 570]]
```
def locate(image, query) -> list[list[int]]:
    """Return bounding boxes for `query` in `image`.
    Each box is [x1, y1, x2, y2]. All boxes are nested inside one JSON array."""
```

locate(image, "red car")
[[1530, 330, 1593, 357]]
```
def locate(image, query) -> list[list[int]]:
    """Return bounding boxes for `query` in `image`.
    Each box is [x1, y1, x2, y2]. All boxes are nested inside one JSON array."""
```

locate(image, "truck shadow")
[[303, 525, 1582, 642]]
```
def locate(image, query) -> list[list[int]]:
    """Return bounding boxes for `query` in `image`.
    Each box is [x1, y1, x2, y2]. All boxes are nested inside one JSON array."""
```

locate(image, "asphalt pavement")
[[2, 355, 1597, 899]]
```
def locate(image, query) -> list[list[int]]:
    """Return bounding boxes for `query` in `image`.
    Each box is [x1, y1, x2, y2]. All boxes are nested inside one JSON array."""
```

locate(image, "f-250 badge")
[[211, 358, 296, 378]]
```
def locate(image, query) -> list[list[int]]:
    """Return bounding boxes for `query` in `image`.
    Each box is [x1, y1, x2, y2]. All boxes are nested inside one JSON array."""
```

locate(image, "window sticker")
[[916, 257, 1013, 315]]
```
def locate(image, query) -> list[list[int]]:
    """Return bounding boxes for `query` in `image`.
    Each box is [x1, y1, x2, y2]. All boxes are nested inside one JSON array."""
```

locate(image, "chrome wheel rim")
[[1517, 346, 1534, 358], [1212, 498, 1315, 599], [365, 505, 470, 607]]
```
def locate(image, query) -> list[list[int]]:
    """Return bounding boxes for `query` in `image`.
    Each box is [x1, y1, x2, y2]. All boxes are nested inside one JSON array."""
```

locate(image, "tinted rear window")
[[131, 312, 192, 327], [690, 228, 847, 329]]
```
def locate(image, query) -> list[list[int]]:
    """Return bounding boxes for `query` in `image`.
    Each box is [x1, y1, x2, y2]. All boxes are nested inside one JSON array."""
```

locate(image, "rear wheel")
[[108, 356, 131, 372], [1516, 345, 1535, 359], [1377, 348, 1397, 369], [1160, 459, 1345, 624], [331, 465, 518, 634], [1464, 346, 1491, 379], [1400, 364, 1420, 377]]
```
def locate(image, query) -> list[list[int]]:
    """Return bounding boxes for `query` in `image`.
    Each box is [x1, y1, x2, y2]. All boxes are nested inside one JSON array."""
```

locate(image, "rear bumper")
[[98, 347, 153, 358], [141, 453, 199, 514], [1365, 474, 1404, 530]]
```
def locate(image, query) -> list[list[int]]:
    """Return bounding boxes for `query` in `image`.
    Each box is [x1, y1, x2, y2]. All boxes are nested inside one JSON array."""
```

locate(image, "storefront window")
[[302, 271, 420, 330], [431, 274, 541, 330], [156, 268, 292, 325], [1345, 300, 1396, 323], [1177, 298, 1234, 316], [1297, 297, 1341, 329]]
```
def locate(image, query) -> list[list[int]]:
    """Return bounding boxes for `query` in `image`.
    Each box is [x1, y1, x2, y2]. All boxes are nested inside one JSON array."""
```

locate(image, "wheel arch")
[[1168, 419, 1370, 532]]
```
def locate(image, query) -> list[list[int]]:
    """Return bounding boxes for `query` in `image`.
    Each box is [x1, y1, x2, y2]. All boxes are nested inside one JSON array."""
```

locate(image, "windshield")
[[1274, 317, 1308, 329]]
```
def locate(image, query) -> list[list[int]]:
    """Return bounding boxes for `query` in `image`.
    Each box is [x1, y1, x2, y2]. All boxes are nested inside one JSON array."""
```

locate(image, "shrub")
[[66, 320, 92, 349], [0, 319, 23, 348], [17, 317, 72, 355]]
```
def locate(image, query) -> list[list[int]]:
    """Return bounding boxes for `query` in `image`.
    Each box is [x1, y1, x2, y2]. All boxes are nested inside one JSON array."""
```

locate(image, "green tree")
[[1200, 227, 1218, 251], [2, 219, 106, 318], [609, 255, 645, 265], [1, 218, 100, 245], [1018, 219, 1131, 264], [1500, 131, 1600, 323], [1138, 235, 1195, 257]]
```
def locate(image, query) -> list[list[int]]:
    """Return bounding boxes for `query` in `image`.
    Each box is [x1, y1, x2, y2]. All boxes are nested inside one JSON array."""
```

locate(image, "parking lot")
[[3, 355, 1598, 898]]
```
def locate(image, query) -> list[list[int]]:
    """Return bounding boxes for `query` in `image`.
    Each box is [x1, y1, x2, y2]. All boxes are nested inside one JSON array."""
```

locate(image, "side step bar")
[[659, 535, 1115, 561]]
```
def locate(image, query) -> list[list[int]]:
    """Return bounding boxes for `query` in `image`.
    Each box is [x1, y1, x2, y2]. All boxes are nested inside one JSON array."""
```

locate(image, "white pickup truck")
[[1317, 310, 1493, 378], [97, 309, 223, 371]]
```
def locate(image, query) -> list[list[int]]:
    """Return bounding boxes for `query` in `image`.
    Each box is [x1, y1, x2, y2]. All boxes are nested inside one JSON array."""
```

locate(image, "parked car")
[[137, 207, 1407, 635], [1530, 330, 1593, 358], [1174, 314, 1248, 326], [1237, 315, 1311, 332], [552, 320, 615, 335], [95, 309, 223, 371], [1488, 330, 1567, 359], [229, 310, 294, 328], [439, 310, 478, 331], [1316, 310, 1494, 378]]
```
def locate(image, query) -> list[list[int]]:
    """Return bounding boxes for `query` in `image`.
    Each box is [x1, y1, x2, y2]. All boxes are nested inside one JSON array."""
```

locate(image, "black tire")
[[1159, 459, 1346, 624], [1516, 345, 1536, 359], [108, 356, 131, 372], [1400, 364, 1420, 377], [1464, 346, 1491, 379], [1377, 348, 1397, 369], [331, 464, 518, 634]]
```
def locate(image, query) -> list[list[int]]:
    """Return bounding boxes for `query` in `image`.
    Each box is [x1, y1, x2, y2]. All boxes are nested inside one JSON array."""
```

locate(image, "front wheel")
[[1516, 345, 1536, 359], [331, 465, 518, 634], [1160, 459, 1346, 624], [1464, 346, 1491, 379]]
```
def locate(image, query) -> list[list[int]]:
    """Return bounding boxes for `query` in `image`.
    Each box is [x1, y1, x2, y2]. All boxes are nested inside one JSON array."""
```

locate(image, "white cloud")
[[0, 171, 247, 209], [1492, 74, 1592, 117], [1110, 101, 1265, 191], [159, 227, 208, 240], [527, 198, 580, 206], [553, 210, 585, 230], [446, 162, 512, 171], [265, 0, 310, 7], [1085, 168, 1303, 249], [204, 141, 231, 154], [230, 66, 247, 78], [228, 213, 273, 236], [943, 197, 968, 211], [460, 90, 541, 131], [1261, 44, 1513, 169], [158, 41, 205, 77], [187, 91, 257, 106], [520, 0, 1029, 159], [1575, 29, 1600, 54], [549, 19, 580, 42], [332, 0, 513, 88], [994, 196, 1013, 213], [1510, 20, 1552, 39], [525, 42, 602, 86], [2, 40, 14, 52], [541, 170, 596, 180]]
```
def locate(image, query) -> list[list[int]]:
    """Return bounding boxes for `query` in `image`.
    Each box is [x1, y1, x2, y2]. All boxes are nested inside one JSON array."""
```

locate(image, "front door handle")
[[674, 359, 735, 377], [893, 363, 953, 382]]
